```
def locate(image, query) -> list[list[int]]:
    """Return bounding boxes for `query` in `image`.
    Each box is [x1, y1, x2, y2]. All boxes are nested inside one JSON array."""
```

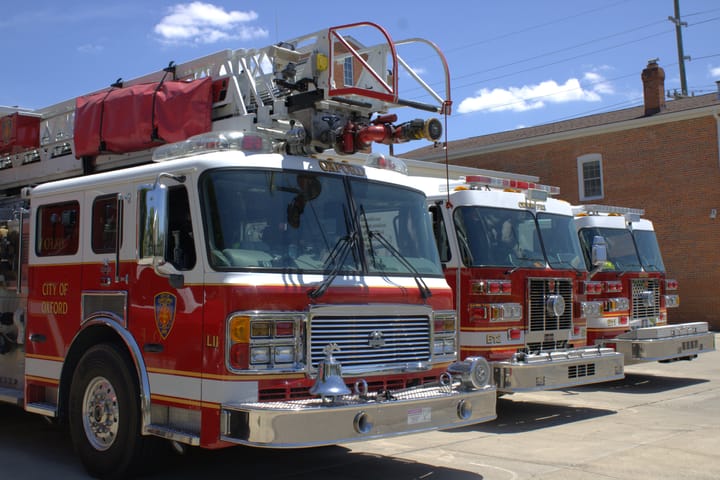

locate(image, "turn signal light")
[[584, 281, 603, 295]]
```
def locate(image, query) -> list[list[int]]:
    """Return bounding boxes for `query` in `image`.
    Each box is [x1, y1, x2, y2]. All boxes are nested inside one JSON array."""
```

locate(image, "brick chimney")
[[641, 59, 666, 116]]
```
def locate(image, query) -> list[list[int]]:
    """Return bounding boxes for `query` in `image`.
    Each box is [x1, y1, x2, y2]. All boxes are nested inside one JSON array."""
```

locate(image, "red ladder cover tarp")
[[0, 113, 41, 155], [74, 77, 212, 158]]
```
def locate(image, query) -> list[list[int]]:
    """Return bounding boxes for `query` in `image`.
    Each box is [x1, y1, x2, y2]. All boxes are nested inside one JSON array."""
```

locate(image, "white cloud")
[[710, 65, 720, 78], [154, 2, 268, 45], [457, 71, 613, 114]]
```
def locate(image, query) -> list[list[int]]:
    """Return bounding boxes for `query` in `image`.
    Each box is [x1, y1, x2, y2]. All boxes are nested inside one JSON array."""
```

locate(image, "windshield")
[[578, 227, 642, 272], [537, 212, 584, 270], [632, 230, 665, 272], [453, 206, 545, 268], [200, 168, 442, 276]]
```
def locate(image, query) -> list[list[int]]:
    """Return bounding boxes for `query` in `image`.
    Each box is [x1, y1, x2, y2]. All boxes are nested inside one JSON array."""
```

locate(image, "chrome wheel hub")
[[82, 376, 119, 451]]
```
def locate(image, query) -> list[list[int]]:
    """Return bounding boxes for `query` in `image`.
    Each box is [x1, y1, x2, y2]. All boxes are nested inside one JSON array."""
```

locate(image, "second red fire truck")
[[406, 170, 624, 393], [573, 204, 715, 364]]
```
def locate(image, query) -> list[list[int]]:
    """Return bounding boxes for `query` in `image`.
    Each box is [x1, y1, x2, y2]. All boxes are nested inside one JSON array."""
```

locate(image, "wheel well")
[[58, 324, 136, 424]]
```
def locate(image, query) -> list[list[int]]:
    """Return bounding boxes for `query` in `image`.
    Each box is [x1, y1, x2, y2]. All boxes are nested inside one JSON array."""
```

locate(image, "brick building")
[[406, 61, 720, 330]]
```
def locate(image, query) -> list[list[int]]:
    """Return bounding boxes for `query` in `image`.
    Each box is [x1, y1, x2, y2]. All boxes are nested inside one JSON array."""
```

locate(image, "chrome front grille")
[[631, 278, 660, 323], [528, 278, 573, 332], [309, 309, 431, 373]]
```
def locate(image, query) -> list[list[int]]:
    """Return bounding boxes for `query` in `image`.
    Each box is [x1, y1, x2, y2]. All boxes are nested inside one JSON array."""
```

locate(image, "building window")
[[343, 56, 354, 86], [577, 154, 604, 201]]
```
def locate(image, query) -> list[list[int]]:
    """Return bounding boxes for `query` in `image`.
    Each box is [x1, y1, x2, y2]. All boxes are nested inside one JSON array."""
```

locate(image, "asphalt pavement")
[[1, 333, 718, 479]]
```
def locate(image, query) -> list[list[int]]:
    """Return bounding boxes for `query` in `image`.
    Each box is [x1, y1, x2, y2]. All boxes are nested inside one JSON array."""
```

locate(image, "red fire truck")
[[406, 171, 624, 393], [0, 22, 496, 478], [573, 204, 715, 363]]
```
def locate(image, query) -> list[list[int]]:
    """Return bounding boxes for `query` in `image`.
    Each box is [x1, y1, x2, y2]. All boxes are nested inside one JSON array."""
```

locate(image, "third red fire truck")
[[573, 204, 715, 364], [0, 22, 496, 478]]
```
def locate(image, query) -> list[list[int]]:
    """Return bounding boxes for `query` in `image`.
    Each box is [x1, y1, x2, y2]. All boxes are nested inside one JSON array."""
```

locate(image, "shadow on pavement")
[[571, 372, 709, 395], [0, 404, 483, 480], [455, 397, 616, 434], [147, 445, 484, 480]]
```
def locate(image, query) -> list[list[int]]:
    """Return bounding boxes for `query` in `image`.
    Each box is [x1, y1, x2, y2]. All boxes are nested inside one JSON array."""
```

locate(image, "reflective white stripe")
[[25, 357, 63, 380], [148, 371, 259, 404], [149, 372, 202, 401], [201, 378, 259, 404]]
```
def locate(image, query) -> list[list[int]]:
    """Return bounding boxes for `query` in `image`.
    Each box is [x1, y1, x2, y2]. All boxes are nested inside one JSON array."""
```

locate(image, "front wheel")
[[69, 343, 146, 479]]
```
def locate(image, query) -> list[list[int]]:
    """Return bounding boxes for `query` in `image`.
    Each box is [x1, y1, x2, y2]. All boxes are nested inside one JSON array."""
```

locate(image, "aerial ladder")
[[0, 21, 449, 193]]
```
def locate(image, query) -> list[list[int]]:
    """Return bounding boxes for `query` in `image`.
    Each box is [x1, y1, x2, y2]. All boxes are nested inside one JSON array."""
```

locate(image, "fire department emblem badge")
[[154, 292, 177, 339]]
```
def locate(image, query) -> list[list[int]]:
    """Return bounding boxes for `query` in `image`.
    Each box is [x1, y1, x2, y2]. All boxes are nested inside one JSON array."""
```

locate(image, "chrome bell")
[[310, 343, 351, 401]]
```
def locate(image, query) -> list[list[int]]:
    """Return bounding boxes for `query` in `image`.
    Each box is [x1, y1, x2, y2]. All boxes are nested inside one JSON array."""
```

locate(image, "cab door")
[[130, 181, 205, 408]]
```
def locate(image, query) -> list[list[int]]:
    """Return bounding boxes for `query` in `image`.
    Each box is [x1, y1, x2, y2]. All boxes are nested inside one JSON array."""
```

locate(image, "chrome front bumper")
[[493, 347, 625, 393], [612, 322, 716, 364], [220, 383, 496, 447]]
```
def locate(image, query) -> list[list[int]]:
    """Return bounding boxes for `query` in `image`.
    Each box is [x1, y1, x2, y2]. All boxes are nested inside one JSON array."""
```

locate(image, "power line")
[[452, 29, 672, 93], [452, 18, 669, 81], [440, 0, 634, 55], [399, 5, 720, 125], [445, 16, 720, 109]]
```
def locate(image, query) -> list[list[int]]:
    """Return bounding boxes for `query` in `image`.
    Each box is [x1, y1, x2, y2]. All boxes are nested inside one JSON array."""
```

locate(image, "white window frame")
[[577, 153, 604, 201], [343, 56, 354, 86]]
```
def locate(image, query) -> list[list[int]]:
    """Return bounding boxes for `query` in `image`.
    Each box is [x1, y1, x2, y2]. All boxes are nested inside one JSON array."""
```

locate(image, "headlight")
[[432, 310, 457, 359], [274, 346, 295, 364], [227, 312, 305, 372], [251, 346, 270, 364]]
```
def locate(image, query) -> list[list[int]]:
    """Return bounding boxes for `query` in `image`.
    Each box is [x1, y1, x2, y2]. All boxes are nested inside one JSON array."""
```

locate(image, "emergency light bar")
[[152, 131, 273, 162], [365, 152, 408, 175], [463, 174, 560, 195], [573, 204, 645, 217]]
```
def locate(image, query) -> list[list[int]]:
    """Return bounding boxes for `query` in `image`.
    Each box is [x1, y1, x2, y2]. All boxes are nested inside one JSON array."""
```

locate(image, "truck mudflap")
[[493, 347, 624, 393], [612, 322, 716, 364], [219, 383, 496, 447]]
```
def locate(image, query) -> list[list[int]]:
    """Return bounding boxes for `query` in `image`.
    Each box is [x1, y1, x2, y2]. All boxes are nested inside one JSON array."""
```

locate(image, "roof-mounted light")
[[152, 130, 274, 162], [464, 174, 560, 195], [573, 204, 645, 220], [365, 152, 408, 175]]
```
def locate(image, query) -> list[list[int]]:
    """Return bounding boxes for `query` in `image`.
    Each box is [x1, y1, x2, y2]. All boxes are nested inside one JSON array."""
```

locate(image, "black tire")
[[69, 343, 146, 479]]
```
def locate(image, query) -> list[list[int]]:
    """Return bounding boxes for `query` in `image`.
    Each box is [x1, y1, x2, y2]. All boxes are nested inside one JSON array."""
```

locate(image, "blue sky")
[[2, 1, 718, 155]]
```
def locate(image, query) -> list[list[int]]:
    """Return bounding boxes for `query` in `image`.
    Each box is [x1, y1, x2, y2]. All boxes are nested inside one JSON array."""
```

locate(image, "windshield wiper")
[[367, 230, 432, 299], [308, 231, 356, 299], [358, 205, 383, 270], [549, 259, 583, 273]]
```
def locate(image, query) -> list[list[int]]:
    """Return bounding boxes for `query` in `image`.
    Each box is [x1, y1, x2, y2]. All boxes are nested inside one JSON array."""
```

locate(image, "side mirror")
[[589, 235, 607, 279], [591, 235, 607, 266], [138, 183, 169, 267]]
